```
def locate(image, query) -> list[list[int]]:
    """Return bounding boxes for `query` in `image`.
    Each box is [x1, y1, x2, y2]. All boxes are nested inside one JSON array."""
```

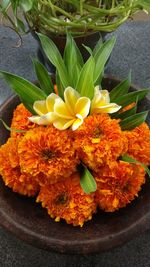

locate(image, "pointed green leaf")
[[112, 105, 137, 120], [32, 58, 54, 95], [37, 33, 70, 90], [64, 33, 84, 67], [121, 154, 150, 177], [82, 45, 93, 56], [64, 33, 83, 88], [93, 37, 103, 57], [94, 37, 116, 85], [120, 111, 149, 130], [0, 71, 46, 114], [76, 56, 95, 99], [110, 72, 131, 102], [56, 70, 64, 99], [115, 89, 150, 107], [80, 166, 97, 194]]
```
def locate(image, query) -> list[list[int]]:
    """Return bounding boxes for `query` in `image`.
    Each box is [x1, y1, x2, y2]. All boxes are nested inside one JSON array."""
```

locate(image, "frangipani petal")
[[75, 97, 91, 118], [101, 90, 110, 103], [64, 87, 80, 115], [91, 87, 121, 115], [53, 118, 75, 130], [38, 112, 58, 125], [54, 98, 74, 119], [33, 100, 47, 115], [92, 86, 103, 105], [28, 116, 41, 124], [72, 115, 83, 131], [46, 93, 60, 112], [92, 103, 121, 114], [91, 87, 105, 113]]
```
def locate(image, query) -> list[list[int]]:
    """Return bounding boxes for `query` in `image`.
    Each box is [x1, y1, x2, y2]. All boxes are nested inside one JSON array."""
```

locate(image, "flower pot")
[[0, 76, 149, 254]]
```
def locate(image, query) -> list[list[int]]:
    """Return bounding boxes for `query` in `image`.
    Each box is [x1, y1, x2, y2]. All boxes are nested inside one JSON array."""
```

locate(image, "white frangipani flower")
[[29, 87, 91, 131], [28, 93, 59, 125], [53, 87, 91, 131], [90, 86, 121, 114]]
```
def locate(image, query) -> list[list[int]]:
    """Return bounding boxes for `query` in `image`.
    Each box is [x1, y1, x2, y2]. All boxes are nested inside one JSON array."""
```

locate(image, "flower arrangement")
[[0, 34, 150, 227], [1, 0, 150, 37]]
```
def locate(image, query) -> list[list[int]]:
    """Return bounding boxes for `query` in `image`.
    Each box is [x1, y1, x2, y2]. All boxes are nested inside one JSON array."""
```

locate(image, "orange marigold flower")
[[125, 123, 150, 165], [37, 172, 97, 227], [0, 140, 39, 196], [11, 103, 36, 138], [95, 161, 146, 212], [18, 125, 79, 185], [74, 114, 128, 171]]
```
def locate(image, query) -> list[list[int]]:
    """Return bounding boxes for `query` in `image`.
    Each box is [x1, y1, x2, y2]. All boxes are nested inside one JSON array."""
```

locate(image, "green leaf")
[[93, 37, 116, 85], [10, 0, 19, 16], [1, 0, 11, 11], [135, 0, 150, 11], [37, 33, 70, 90], [64, 33, 83, 88], [121, 154, 150, 177], [120, 111, 149, 130], [76, 56, 95, 99], [80, 166, 97, 194], [19, 0, 34, 12], [0, 71, 46, 114], [111, 104, 137, 120], [55, 70, 64, 99], [82, 45, 93, 56], [16, 18, 25, 32], [93, 37, 103, 57], [115, 88, 150, 107], [0, 118, 26, 133], [32, 58, 54, 95], [110, 72, 131, 102]]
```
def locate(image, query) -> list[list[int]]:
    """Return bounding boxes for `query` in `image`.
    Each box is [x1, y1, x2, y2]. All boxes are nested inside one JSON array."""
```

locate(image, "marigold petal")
[[11, 104, 36, 138], [33, 100, 47, 115]]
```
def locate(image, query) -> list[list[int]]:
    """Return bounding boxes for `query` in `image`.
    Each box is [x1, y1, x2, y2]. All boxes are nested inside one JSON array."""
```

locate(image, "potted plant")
[[0, 32, 149, 232], [1, 0, 150, 65]]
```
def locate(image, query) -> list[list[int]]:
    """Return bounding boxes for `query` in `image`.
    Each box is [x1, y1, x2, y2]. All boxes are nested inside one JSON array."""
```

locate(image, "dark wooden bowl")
[[0, 77, 149, 254]]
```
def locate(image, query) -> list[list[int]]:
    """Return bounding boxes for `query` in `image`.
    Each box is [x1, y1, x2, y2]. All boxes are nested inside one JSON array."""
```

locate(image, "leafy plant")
[[1, 0, 150, 37]]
